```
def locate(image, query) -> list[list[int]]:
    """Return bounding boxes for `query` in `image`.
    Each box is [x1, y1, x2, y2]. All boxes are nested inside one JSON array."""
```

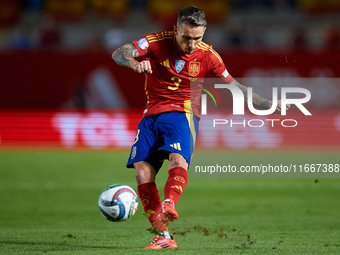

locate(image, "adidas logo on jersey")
[[159, 59, 170, 68], [171, 185, 183, 192], [170, 143, 181, 151]]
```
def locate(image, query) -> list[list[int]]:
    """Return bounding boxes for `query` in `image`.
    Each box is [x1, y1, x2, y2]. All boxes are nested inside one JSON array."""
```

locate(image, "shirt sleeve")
[[132, 36, 151, 57], [132, 32, 164, 59], [208, 48, 234, 83]]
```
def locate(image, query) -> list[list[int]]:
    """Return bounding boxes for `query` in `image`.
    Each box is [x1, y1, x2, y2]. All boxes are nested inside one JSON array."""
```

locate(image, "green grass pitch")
[[0, 150, 340, 254]]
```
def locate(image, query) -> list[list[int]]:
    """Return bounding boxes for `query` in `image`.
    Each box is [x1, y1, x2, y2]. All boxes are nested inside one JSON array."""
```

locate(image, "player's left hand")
[[274, 100, 290, 114]]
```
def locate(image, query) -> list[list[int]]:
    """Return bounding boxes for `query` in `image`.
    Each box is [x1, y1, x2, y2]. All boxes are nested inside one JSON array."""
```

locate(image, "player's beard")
[[185, 48, 195, 54]]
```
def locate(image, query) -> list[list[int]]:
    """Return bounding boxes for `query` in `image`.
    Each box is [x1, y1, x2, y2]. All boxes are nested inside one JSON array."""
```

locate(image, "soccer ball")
[[98, 184, 138, 222]]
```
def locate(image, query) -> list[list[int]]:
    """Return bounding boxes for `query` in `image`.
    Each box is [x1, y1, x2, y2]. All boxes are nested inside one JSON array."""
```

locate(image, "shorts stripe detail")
[[184, 100, 197, 146]]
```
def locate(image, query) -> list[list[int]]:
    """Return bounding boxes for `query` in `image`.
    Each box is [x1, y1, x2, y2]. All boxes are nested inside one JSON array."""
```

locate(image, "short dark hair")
[[177, 6, 207, 27]]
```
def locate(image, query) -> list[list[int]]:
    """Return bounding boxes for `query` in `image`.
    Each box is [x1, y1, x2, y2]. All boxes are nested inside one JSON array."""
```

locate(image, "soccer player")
[[112, 6, 287, 249]]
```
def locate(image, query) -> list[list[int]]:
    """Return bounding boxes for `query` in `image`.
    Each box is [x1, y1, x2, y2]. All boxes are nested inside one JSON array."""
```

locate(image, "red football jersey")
[[132, 31, 233, 118]]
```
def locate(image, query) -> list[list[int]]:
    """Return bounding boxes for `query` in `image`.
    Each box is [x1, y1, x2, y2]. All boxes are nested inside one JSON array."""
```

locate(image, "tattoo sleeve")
[[112, 43, 140, 69], [226, 80, 272, 110]]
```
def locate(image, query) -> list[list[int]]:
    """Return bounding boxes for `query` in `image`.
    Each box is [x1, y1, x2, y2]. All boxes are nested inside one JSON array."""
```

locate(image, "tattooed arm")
[[112, 43, 153, 74], [225, 79, 289, 114]]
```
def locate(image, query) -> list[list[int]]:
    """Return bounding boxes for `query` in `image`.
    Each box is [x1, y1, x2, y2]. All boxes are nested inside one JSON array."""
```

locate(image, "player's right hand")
[[132, 60, 153, 75]]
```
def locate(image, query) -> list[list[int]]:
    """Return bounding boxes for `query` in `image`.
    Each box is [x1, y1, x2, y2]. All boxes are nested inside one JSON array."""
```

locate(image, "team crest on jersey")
[[175, 60, 185, 73], [188, 61, 200, 77], [222, 69, 229, 78]]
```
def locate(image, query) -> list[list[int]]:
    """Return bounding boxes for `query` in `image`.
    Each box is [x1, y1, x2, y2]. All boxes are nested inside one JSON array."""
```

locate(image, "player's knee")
[[168, 153, 188, 170], [134, 162, 156, 185], [135, 169, 153, 185]]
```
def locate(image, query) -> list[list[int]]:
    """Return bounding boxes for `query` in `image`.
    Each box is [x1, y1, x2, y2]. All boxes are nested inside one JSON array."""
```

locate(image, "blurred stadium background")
[[0, 0, 340, 150]]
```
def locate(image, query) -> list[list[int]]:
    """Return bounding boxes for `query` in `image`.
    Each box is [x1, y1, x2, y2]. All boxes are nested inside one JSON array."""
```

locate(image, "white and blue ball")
[[98, 184, 138, 222]]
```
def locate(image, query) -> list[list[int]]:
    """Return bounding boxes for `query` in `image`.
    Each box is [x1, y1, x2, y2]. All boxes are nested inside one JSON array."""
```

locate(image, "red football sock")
[[164, 166, 188, 205], [137, 182, 167, 232]]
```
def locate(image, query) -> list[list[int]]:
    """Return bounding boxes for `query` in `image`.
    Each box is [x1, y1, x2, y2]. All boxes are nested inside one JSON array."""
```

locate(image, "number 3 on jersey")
[[168, 76, 182, 91]]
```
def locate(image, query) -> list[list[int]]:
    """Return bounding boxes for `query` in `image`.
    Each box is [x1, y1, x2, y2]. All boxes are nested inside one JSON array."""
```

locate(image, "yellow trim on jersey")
[[148, 37, 173, 43], [197, 42, 211, 50], [146, 31, 174, 43], [145, 83, 150, 105], [184, 99, 191, 114], [210, 49, 223, 63], [196, 46, 208, 50], [197, 42, 223, 63]]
